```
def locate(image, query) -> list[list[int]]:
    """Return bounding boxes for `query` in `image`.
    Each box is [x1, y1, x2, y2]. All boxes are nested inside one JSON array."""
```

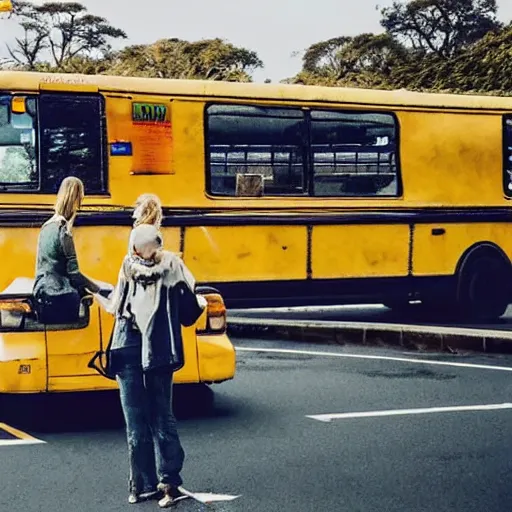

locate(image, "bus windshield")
[[0, 95, 38, 188]]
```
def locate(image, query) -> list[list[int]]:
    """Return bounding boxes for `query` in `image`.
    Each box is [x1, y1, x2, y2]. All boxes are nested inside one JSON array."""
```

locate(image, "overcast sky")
[[1, 0, 512, 82]]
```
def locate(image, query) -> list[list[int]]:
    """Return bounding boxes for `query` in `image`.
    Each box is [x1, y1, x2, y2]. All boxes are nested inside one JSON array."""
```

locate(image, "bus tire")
[[456, 246, 512, 322]]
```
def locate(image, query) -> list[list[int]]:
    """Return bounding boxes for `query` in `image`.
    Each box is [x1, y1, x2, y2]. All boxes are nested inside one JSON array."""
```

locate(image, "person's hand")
[[197, 295, 208, 309]]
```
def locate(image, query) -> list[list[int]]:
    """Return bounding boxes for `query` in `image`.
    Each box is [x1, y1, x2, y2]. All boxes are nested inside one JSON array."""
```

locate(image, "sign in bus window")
[[310, 110, 400, 197], [503, 116, 512, 196], [0, 95, 38, 192], [207, 105, 307, 197]]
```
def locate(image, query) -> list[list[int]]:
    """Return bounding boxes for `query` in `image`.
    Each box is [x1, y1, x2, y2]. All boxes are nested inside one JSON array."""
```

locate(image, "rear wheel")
[[456, 251, 511, 322]]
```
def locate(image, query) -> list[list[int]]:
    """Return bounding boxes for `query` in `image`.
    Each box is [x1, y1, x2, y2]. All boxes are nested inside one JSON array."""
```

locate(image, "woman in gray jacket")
[[95, 223, 206, 508], [33, 176, 99, 324]]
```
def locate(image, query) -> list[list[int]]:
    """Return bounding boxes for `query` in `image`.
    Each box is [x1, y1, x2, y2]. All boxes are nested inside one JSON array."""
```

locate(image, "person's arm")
[[60, 228, 100, 294], [174, 256, 207, 327], [94, 259, 127, 315]]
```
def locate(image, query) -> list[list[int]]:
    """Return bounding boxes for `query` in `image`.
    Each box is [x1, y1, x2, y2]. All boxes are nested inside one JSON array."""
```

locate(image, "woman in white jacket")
[[96, 219, 205, 508]]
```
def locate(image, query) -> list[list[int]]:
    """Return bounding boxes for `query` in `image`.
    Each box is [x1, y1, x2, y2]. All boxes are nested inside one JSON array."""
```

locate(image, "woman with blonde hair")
[[133, 193, 162, 229], [33, 176, 100, 324], [129, 193, 164, 256]]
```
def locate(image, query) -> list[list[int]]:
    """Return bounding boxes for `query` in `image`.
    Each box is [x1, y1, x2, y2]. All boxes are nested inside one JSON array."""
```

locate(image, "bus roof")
[[1, 70, 511, 111]]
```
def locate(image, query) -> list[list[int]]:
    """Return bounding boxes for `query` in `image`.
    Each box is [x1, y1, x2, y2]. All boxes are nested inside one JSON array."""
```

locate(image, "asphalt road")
[[2, 337, 512, 512], [229, 303, 512, 331]]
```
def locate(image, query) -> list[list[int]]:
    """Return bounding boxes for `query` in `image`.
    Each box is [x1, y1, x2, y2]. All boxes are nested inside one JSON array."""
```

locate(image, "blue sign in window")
[[110, 142, 132, 156]]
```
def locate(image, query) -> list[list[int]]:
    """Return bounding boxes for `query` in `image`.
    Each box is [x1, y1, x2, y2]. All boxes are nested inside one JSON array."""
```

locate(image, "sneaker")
[[128, 489, 162, 504], [157, 484, 188, 508]]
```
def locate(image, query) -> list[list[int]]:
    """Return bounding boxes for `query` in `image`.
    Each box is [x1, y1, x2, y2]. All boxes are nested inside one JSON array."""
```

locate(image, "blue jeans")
[[116, 365, 185, 495]]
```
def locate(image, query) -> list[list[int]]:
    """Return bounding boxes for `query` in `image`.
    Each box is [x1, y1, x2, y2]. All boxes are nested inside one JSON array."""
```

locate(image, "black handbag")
[[34, 288, 81, 325], [88, 285, 130, 380]]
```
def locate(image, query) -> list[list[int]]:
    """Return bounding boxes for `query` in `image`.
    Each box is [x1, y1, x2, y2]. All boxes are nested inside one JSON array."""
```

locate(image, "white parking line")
[[307, 403, 512, 422], [0, 423, 46, 447], [0, 439, 46, 446], [234, 346, 512, 372]]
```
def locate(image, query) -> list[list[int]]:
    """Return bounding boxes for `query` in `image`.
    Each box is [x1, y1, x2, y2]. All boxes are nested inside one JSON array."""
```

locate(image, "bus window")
[[206, 104, 307, 197], [0, 95, 38, 191], [503, 116, 512, 195], [39, 94, 107, 195], [310, 110, 400, 197]]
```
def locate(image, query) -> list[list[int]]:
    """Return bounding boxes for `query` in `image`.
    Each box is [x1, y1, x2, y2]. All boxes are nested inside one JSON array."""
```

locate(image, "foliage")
[[289, 0, 512, 94], [109, 38, 263, 81], [3, 2, 263, 81], [7, 1, 126, 70], [380, 0, 502, 58]]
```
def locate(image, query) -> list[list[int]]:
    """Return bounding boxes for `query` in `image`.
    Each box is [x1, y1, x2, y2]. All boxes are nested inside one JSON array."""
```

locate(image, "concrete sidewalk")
[[227, 316, 512, 354]]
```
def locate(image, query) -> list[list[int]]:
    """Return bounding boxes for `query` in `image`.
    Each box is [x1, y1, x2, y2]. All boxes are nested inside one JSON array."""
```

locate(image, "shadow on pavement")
[[0, 383, 233, 434]]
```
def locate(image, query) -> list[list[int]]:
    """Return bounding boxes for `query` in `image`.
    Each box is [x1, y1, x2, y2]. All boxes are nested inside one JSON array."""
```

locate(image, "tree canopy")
[[289, 0, 512, 94], [3, 0, 512, 93], [3, 0, 263, 81]]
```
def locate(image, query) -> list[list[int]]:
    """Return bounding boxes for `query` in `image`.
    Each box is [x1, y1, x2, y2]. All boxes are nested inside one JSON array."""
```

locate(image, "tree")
[[109, 38, 263, 81], [380, 0, 503, 59], [289, 33, 406, 87], [7, 1, 126, 70], [402, 23, 512, 93]]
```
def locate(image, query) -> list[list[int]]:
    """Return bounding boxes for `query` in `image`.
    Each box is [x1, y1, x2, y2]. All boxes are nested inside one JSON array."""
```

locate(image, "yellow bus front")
[[0, 281, 235, 394]]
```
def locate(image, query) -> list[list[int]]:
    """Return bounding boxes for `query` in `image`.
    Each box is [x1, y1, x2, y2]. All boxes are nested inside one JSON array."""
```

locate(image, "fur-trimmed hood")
[[124, 250, 195, 291]]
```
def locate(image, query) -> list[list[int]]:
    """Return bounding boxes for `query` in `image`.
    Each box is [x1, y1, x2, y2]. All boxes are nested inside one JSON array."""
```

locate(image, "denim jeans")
[[116, 365, 185, 495]]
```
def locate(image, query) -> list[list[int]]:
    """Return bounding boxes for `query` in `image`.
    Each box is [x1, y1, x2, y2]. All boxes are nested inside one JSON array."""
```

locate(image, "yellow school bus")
[[0, 70, 511, 347]]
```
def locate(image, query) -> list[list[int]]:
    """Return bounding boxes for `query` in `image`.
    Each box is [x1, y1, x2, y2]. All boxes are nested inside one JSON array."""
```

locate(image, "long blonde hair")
[[54, 176, 84, 229], [132, 193, 162, 229]]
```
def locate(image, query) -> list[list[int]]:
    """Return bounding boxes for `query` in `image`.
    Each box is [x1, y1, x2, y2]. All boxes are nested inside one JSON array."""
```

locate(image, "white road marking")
[[0, 439, 46, 446], [0, 422, 46, 446], [307, 403, 512, 422], [234, 346, 512, 372], [178, 487, 241, 504]]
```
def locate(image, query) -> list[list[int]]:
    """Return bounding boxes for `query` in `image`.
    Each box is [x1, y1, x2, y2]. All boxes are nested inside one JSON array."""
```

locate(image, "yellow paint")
[[312, 225, 410, 278], [46, 303, 103, 378], [413, 224, 512, 276], [0, 423, 42, 442], [0, 331, 47, 393], [197, 334, 236, 383], [398, 112, 503, 206], [185, 226, 307, 282]]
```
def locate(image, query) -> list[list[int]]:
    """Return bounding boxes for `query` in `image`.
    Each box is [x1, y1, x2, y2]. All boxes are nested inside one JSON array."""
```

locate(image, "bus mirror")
[[11, 96, 26, 114]]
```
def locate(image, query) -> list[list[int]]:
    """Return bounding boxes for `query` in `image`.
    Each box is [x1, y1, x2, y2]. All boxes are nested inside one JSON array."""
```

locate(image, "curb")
[[227, 317, 512, 354]]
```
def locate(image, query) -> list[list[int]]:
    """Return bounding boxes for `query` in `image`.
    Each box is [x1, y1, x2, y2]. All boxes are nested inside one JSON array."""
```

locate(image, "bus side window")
[[503, 116, 512, 196], [310, 110, 400, 197], [0, 95, 38, 192], [39, 94, 107, 195], [206, 104, 307, 197]]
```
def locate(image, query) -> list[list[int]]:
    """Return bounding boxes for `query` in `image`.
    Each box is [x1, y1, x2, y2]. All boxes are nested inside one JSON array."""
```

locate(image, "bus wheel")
[[456, 250, 511, 322]]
